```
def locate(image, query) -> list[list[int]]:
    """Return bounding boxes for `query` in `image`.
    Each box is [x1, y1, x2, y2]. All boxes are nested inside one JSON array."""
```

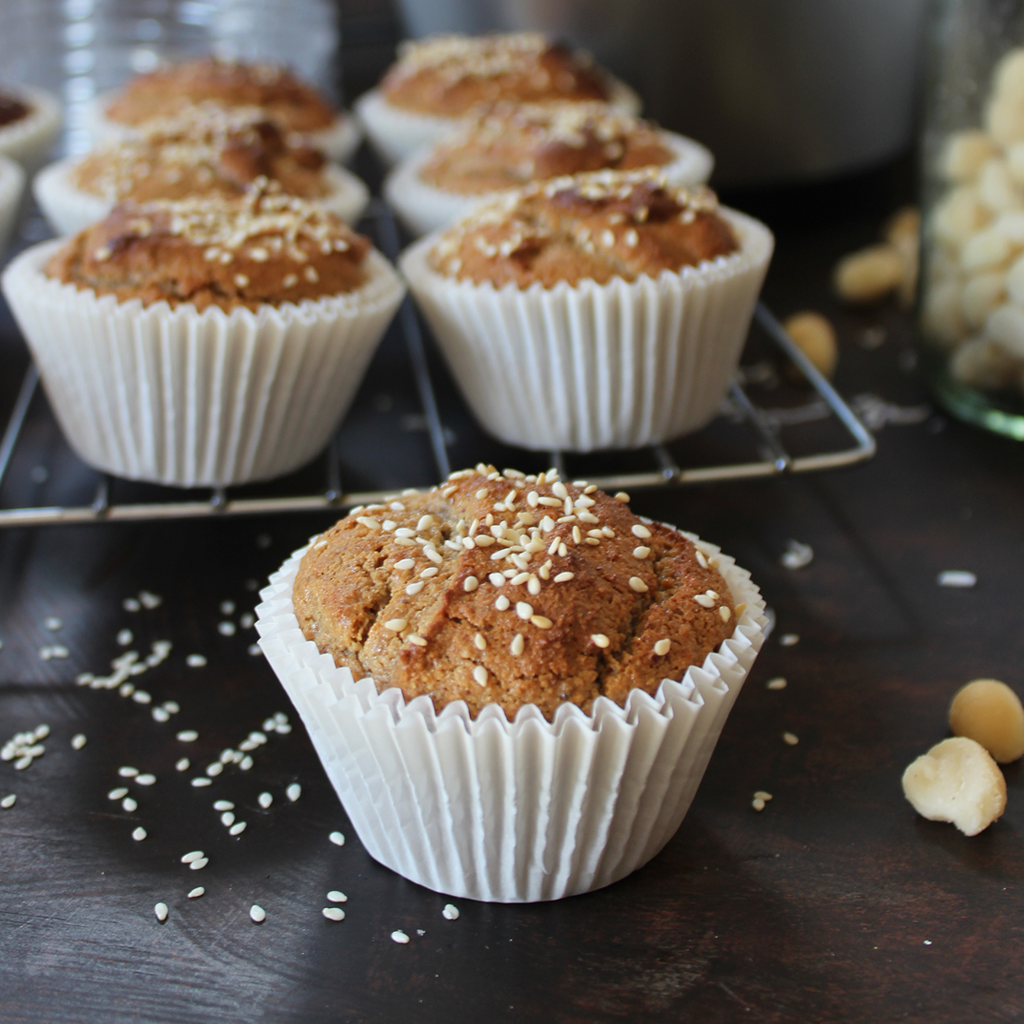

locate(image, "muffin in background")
[[2, 182, 404, 485], [384, 101, 714, 237], [0, 85, 62, 172], [355, 32, 641, 166], [401, 168, 773, 451], [256, 464, 766, 902], [85, 57, 361, 164], [35, 104, 369, 235]]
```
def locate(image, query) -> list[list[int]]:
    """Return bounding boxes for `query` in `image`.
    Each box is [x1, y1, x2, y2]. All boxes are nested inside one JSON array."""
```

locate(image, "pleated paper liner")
[[1, 241, 405, 487], [0, 156, 25, 255], [384, 130, 715, 239], [256, 530, 765, 903], [0, 86, 62, 172], [401, 207, 774, 451], [355, 73, 643, 168], [33, 158, 371, 237]]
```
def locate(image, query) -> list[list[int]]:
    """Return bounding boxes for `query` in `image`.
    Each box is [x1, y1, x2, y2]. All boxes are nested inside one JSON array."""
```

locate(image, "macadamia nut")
[[941, 131, 1000, 182], [949, 679, 1024, 763], [950, 337, 1020, 389], [783, 311, 838, 379], [902, 737, 1006, 836], [833, 245, 906, 303]]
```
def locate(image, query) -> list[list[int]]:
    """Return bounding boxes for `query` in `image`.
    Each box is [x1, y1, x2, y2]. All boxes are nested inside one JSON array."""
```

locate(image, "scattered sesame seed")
[[693, 594, 715, 608], [383, 618, 407, 632], [218, 621, 236, 637], [391, 930, 410, 944], [405, 581, 425, 596], [530, 615, 553, 629], [152, 707, 170, 723], [248, 644, 262, 656], [408, 634, 428, 647], [175, 758, 190, 771], [71, 734, 87, 750], [395, 558, 415, 571], [154, 902, 168, 922], [781, 540, 814, 570], [188, 887, 205, 899], [44, 617, 62, 631], [473, 633, 487, 651], [221, 811, 235, 826], [615, 492, 630, 503], [119, 766, 139, 778], [464, 576, 479, 593], [186, 655, 207, 668], [117, 629, 133, 646], [420, 567, 439, 578], [176, 730, 198, 742], [132, 827, 147, 841], [515, 602, 533, 620], [181, 850, 205, 864], [250, 905, 266, 924], [472, 665, 488, 686], [286, 783, 301, 802], [190, 857, 209, 869], [767, 677, 787, 690], [328, 890, 347, 903], [240, 755, 253, 770], [229, 822, 246, 835], [442, 904, 460, 921], [937, 570, 977, 588], [695, 550, 708, 568], [720, 606, 732, 622], [779, 633, 800, 646], [527, 577, 541, 596], [1, 794, 15, 808], [783, 732, 799, 746], [754, 791, 773, 801], [206, 762, 223, 777], [628, 577, 649, 593], [495, 595, 511, 611], [258, 792, 273, 809], [136, 773, 156, 786], [192, 777, 212, 787], [591, 634, 610, 649], [323, 907, 346, 922], [752, 798, 766, 812], [329, 831, 345, 846], [654, 639, 671, 656], [122, 797, 137, 812], [633, 546, 650, 560]]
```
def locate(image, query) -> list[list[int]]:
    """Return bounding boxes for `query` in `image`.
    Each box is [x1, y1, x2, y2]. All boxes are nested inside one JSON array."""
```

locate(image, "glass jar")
[[920, 0, 1024, 440]]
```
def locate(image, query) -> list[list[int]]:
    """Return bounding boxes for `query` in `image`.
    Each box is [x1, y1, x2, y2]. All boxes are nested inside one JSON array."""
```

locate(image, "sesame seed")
[[154, 902, 168, 922], [752, 798, 766, 812], [425, 548, 443, 564], [1, 794, 15, 809], [693, 594, 715, 608], [474, 633, 487, 651], [495, 595, 510, 611], [628, 577, 649, 593], [206, 762, 223, 777], [558, 543, 568, 557], [287, 784, 301, 802], [554, 572, 574, 584], [117, 629, 133, 646], [417, 515, 435, 531], [695, 550, 708, 568], [221, 811, 235, 826], [70, 734, 87, 750], [391, 930, 410, 944], [229, 822, 246, 835], [779, 633, 800, 646], [383, 618, 407, 632], [510, 634, 525, 656], [421, 567, 439, 578], [152, 707, 170, 722], [304, 266, 319, 283], [531, 615, 553, 629], [443, 904, 460, 921], [323, 907, 346, 922], [396, 558, 415, 571], [192, 777, 212, 787], [250, 905, 266, 924], [488, 573, 505, 586], [631, 524, 651, 539], [393, 537, 416, 547], [767, 677, 787, 690], [328, 890, 347, 903], [472, 666, 488, 686], [510, 571, 530, 586], [119, 766, 139, 778], [175, 758, 190, 771], [132, 827, 147, 841], [181, 850, 205, 863], [552, 482, 568, 499], [720, 606, 732, 622], [405, 582, 425, 596], [464, 576, 479, 592], [755, 791, 773, 801], [527, 577, 541, 596], [329, 831, 345, 846], [188, 887, 204, 898], [395, 527, 416, 538], [473, 535, 496, 547], [783, 732, 799, 746], [176, 730, 198, 742], [937, 570, 976, 588], [654, 639, 671, 656], [186, 654, 207, 668], [408, 634, 428, 647], [615, 492, 630, 502], [136, 773, 156, 786], [591, 634, 610, 648], [515, 602, 533, 620], [122, 797, 137, 812], [356, 516, 380, 531], [132, 690, 152, 704], [213, 800, 234, 811], [240, 755, 253, 770], [633, 546, 650, 560]]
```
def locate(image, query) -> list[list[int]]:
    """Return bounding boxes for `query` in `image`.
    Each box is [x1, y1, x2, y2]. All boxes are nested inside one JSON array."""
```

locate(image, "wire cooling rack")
[[0, 200, 874, 528]]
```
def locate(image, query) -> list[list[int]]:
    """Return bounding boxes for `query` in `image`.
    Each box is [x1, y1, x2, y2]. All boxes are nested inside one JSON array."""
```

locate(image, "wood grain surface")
[[2, 155, 1024, 1024]]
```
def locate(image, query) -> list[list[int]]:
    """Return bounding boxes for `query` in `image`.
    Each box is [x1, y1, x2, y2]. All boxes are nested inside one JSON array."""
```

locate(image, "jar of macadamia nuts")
[[920, 5, 1024, 439]]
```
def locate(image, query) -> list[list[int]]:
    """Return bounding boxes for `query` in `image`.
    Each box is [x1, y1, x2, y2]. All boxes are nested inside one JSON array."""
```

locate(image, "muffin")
[[0, 85, 62, 171], [355, 32, 642, 166], [256, 465, 766, 902], [401, 168, 774, 451], [0, 155, 25, 255], [384, 101, 714, 237], [85, 58, 361, 164], [1, 183, 404, 485], [35, 104, 369, 236]]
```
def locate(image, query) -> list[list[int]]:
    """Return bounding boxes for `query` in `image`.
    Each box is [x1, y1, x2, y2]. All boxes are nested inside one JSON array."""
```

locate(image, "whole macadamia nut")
[[949, 678, 1024, 763], [902, 737, 1007, 836], [783, 311, 838, 379]]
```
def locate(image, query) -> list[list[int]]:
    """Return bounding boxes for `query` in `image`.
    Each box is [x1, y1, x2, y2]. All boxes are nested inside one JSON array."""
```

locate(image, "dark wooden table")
[[2, 157, 1024, 1024]]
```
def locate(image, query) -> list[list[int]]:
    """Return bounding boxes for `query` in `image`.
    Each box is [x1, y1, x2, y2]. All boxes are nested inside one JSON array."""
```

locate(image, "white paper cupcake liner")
[[356, 73, 642, 168], [83, 92, 362, 164], [0, 155, 25, 256], [0, 86, 62, 172], [255, 528, 765, 903], [1, 241, 405, 487], [33, 157, 371, 237], [384, 131, 715, 239], [401, 207, 774, 451]]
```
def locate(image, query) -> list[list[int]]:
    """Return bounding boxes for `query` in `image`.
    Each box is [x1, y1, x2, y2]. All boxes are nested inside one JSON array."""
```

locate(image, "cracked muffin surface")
[[293, 465, 738, 720]]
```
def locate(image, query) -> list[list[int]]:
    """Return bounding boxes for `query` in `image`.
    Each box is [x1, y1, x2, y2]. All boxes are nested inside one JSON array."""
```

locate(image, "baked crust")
[[381, 33, 608, 117], [294, 466, 737, 720], [419, 102, 674, 195], [104, 57, 337, 132], [44, 182, 370, 313], [427, 169, 738, 288]]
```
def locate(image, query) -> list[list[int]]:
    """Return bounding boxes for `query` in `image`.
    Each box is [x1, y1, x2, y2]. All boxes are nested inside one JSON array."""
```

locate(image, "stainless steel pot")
[[395, 0, 927, 186]]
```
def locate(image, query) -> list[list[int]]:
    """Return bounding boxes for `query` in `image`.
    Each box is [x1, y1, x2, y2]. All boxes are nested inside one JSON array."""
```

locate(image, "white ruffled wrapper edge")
[[33, 157, 371, 237], [384, 131, 715, 239], [255, 530, 765, 903], [355, 73, 643, 168], [0, 241, 405, 487], [400, 207, 774, 451], [82, 93, 363, 165], [0, 156, 25, 256], [0, 87, 62, 172]]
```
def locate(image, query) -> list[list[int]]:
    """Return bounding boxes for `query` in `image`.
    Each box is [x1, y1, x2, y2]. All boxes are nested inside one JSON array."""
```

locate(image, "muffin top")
[[427, 169, 738, 288], [71, 105, 329, 204], [293, 465, 739, 721], [380, 33, 609, 117], [104, 57, 337, 133], [0, 92, 30, 129], [419, 102, 675, 195], [44, 181, 370, 313]]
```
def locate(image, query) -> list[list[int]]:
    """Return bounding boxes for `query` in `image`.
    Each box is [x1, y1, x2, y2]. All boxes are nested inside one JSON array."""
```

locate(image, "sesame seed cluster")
[[104, 56, 337, 134], [427, 168, 739, 288], [44, 179, 371, 313], [381, 33, 609, 118], [72, 105, 329, 205], [419, 102, 675, 195], [293, 465, 739, 721]]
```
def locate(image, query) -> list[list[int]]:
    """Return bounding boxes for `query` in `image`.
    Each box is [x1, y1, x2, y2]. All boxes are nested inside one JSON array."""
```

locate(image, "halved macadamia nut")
[[949, 678, 1024, 763]]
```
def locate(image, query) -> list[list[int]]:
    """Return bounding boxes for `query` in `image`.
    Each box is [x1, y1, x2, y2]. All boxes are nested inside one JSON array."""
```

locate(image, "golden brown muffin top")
[[0, 92, 30, 128], [380, 33, 609, 117], [427, 169, 738, 288], [72, 105, 330, 204], [104, 57, 337, 132], [419, 102, 675, 195], [44, 182, 370, 313], [293, 465, 739, 721]]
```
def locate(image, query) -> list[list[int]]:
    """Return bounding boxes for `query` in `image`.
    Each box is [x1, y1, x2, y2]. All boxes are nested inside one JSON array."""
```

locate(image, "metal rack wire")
[[0, 201, 875, 528]]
